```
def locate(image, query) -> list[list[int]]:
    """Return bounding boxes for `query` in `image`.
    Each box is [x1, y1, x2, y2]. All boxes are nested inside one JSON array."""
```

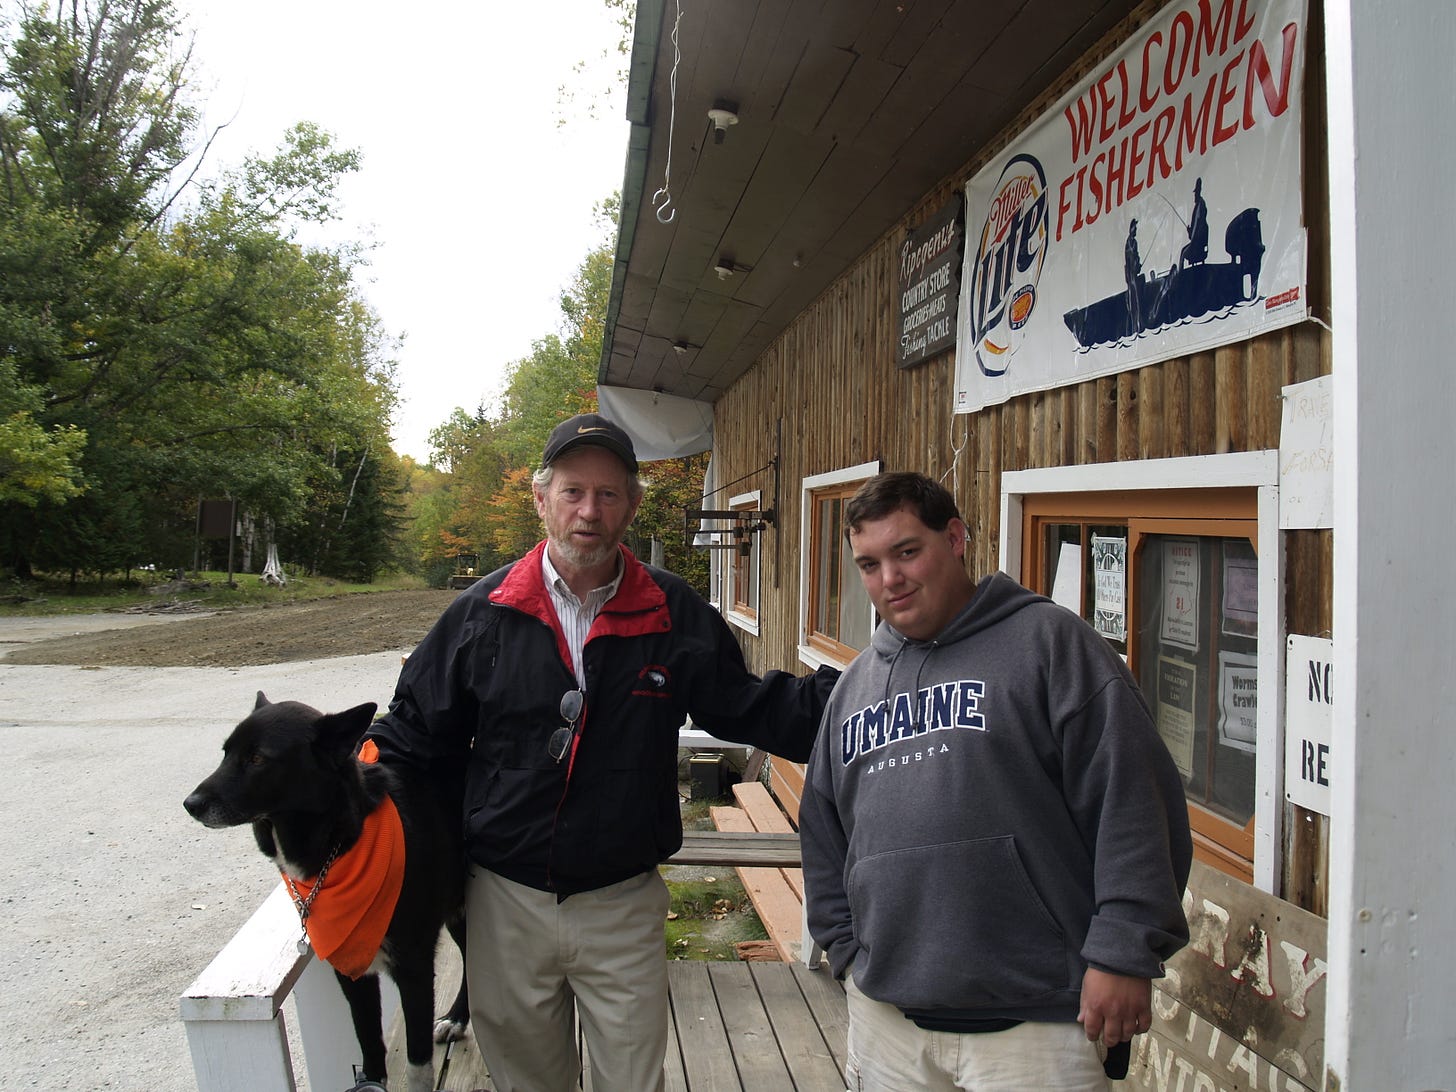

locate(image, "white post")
[[1326, 1, 1456, 1086], [292, 947, 401, 1092], [181, 882, 404, 1092], [180, 886, 307, 1092], [184, 1015, 297, 1092]]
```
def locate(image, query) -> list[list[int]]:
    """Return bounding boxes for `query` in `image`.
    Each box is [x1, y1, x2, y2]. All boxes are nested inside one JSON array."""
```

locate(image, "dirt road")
[[0, 610, 424, 1092], [3, 588, 459, 668]]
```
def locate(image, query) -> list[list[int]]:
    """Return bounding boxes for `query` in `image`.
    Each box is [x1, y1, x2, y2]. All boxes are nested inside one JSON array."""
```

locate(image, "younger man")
[[799, 471, 1191, 1090]]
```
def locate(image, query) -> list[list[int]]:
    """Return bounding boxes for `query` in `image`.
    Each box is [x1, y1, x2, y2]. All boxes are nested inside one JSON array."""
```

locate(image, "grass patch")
[[664, 874, 768, 961], [0, 570, 428, 617]]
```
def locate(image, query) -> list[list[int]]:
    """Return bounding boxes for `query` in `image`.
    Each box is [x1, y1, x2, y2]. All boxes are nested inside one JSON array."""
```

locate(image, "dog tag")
[[297, 935, 311, 955]]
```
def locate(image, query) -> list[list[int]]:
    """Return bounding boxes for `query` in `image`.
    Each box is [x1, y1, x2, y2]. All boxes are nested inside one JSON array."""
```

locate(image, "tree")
[[631, 451, 710, 590], [1, 2, 404, 582], [286, 444, 406, 584], [0, 0, 197, 243], [0, 360, 85, 506], [413, 194, 711, 592]]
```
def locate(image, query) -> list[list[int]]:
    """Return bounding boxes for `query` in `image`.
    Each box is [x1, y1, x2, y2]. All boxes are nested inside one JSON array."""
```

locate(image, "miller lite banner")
[[955, 0, 1308, 414]]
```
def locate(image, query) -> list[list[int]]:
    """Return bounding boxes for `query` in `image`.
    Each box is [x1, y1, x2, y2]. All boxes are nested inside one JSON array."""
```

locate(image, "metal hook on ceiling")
[[651, 0, 683, 227]]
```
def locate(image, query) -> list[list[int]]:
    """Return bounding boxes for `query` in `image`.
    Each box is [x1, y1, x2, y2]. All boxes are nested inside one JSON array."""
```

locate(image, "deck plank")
[[667, 962, 740, 1090], [711, 807, 804, 962], [664, 987, 690, 1092], [380, 940, 847, 1089], [750, 963, 845, 1091], [791, 963, 851, 1077], [706, 963, 795, 1088], [671, 829, 802, 867]]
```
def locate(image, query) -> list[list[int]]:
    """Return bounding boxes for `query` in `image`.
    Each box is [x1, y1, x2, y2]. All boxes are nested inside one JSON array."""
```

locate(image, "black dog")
[[184, 693, 468, 1092]]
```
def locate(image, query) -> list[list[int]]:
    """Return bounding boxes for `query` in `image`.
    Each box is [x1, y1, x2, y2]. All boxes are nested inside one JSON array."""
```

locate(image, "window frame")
[[798, 461, 881, 670], [724, 489, 761, 636], [1000, 452, 1283, 892]]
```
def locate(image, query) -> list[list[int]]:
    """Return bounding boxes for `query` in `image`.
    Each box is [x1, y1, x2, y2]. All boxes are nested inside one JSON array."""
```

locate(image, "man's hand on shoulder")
[[1077, 967, 1152, 1046]]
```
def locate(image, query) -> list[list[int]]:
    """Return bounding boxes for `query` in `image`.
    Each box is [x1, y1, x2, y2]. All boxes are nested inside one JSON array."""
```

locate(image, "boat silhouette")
[[1063, 207, 1266, 349]]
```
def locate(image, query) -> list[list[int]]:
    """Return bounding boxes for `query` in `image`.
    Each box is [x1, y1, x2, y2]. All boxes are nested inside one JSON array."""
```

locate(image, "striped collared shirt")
[[541, 546, 625, 685]]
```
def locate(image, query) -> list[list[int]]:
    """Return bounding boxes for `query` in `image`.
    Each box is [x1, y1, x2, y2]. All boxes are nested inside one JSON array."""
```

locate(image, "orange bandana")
[[283, 740, 405, 978]]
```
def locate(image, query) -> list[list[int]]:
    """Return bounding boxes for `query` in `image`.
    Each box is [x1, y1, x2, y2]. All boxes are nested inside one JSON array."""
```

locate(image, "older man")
[[369, 413, 837, 1091]]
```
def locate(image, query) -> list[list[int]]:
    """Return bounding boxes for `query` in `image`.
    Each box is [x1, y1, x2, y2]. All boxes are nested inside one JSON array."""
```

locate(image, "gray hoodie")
[[800, 571, 1192, 1024]]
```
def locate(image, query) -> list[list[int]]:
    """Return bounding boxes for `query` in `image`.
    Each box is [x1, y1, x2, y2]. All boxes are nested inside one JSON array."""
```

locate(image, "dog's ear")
[[255, 691, 270, 710], [315, 702, 378, 756]]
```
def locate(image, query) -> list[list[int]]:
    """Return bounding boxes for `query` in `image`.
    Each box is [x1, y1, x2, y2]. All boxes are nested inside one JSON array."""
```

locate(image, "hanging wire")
[[651, 0, 683, 224], [941, 411, 970, 504]]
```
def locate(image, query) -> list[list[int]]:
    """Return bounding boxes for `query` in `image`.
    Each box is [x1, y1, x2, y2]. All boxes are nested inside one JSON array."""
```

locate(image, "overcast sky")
[[172, 1, 632, 462]]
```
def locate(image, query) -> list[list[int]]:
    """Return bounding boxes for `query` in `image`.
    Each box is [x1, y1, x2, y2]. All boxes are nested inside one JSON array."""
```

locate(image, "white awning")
[[596, 385, 713, 461]]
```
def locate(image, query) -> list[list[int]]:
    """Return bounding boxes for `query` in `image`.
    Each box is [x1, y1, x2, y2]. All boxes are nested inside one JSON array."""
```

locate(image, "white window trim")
[[708, 543, 722, 608], [724, 489, 761, 637], [998, 452, 1283, 894], [798, 460, 881, 670]]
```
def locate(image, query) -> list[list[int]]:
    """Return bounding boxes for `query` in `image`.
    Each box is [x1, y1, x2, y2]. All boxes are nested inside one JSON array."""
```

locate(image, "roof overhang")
[[601, 0, 1144, 403]]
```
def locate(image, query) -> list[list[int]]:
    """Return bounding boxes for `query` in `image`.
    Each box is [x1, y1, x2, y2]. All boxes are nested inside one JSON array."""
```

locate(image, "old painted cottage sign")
[[1128, 861, 1326, 1092], [897, 195, 963, 368], [955, 0, 1309, 412]]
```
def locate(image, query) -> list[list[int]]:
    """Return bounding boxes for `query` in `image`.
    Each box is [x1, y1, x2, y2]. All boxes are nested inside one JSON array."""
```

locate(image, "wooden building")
[[600, 0, 1454, 1088]]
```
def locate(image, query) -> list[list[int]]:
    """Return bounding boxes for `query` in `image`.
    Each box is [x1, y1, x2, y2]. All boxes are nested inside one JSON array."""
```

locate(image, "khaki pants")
[[465, 867, 669, 1092], [844, 972, 1109, 1091]]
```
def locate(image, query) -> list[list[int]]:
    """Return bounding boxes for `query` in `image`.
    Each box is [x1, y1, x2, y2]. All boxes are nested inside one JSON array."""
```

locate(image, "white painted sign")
[[1284, 634, 1332, 815], [1278, 374, 1333, 529], [954, 0, 1310, 414]]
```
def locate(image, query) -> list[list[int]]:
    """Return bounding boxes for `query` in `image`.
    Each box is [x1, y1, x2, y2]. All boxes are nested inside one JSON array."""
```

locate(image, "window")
[[725, 490, 760, 635], [799, 462, 880, 667], [1003, 454, 1281, 890]]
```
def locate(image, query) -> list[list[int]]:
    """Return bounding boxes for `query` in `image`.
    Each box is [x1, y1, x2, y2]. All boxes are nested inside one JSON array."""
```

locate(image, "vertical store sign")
[[897, 195, 964, 368], [1284, 634, 1332, 815]]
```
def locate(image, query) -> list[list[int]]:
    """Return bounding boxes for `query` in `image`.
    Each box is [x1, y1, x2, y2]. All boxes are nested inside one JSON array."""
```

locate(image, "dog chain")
[[284, 843, 342, 955]]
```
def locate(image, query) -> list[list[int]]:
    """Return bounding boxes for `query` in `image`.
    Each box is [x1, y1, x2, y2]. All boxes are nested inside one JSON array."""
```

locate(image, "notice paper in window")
[[1156, 656, 1196, 780], [1051, 541, 1082, 613], [1218, 651, 1258, 753], [1160, 539, 1200, 651], [1221, 542, 1258, 638], [1091, 535, 1126, 641]]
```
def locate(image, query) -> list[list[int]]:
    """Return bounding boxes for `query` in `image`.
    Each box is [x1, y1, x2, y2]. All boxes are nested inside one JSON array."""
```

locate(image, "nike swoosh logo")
[[577, 426, 608, 434]]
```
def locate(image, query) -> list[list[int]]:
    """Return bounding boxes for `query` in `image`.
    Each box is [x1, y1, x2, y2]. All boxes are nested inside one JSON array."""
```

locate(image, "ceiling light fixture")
[[707, 102, 739, 145]]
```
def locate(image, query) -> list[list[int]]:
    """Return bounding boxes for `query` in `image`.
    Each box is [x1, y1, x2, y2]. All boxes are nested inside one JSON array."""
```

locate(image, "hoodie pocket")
[[847, 835, 1073, 1009]]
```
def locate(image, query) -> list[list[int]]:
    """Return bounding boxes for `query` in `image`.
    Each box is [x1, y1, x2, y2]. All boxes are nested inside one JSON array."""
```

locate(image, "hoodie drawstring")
[[883, 638, 939, 730]]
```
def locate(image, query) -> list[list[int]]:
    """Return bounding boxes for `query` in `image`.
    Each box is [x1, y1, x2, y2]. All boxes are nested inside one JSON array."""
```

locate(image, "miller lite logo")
[[969, 154, 1048, 377]]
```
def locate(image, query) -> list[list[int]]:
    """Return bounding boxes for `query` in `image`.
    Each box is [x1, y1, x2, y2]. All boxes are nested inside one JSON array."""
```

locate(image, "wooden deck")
[[387, 952, 847, 1091]]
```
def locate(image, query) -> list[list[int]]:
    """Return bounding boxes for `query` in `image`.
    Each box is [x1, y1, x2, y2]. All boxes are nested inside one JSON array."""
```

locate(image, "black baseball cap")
[[541, 413, 638, 473]]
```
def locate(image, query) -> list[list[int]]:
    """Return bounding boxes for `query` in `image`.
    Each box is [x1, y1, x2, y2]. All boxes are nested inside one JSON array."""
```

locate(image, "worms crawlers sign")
[[955, 0, 1309, 413]]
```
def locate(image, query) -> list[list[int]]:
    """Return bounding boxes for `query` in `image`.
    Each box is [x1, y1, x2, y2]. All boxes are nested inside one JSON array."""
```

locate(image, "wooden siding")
[[711, 0, 1332, 914]]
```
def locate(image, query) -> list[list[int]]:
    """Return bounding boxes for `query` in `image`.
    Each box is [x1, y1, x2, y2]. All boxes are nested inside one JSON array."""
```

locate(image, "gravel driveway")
[[0, 614, 411, 1091]]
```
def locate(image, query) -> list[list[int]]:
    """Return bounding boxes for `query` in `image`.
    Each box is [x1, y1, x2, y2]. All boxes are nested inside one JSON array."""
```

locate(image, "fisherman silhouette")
[[1124, 219, 1143, 334], [1179, 178, 1209, 269]]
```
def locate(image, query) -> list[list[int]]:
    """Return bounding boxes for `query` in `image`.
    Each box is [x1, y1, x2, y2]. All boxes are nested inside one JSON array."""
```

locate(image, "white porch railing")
[[180, 883, 399, 1092]]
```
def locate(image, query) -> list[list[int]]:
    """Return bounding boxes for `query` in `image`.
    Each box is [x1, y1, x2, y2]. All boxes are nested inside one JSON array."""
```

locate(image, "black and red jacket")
[[369, 541, 838, 896]]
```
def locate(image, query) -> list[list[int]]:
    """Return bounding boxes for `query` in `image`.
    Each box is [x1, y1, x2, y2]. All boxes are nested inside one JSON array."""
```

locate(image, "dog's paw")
[[432, 1017, 468, 1043], [404, 1062, 435, 1092]]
